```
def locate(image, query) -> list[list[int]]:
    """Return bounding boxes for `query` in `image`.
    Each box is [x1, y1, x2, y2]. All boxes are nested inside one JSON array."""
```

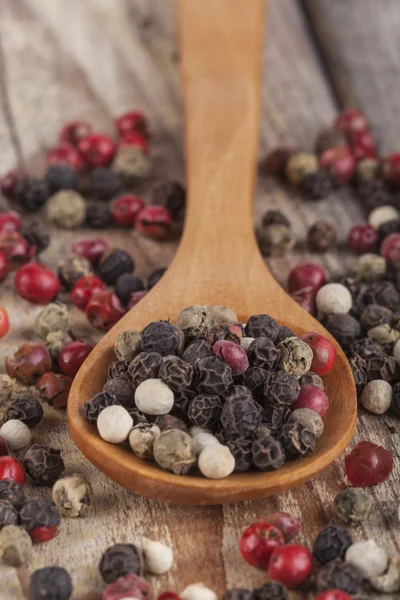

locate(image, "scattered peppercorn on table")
[[1, 1, 400, 598]]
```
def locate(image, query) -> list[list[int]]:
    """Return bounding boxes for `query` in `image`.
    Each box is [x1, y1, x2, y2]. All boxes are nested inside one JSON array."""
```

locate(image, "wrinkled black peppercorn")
[[348, 337, 381, 360], [247, 337, 281, 370], [151, 180, 186, 221], [252, 581, 289, 600], [115, 273, 145, 305], [99, 543, 142, 583], [6, 397, 44, 428], [223, 589, 252, 600], [29, 566, 73, 600], [141, 321, 181, 356], [281, 422, 315, 458], [21, 219, 51, 255], [299, 371, 324, 390], [361, 281, 400, 311], [205, 323, 241, 346], [188, 394, 223, 430], [147, 267, 167, 289], [195, 356, 233, 395], [103, 376, 135, 406], [20, 498, 61, 532], [225, 437, 253, 473], [0, 480, 27, 509], [159, 355, 193, 392], [360, 304, 393, 330], [85, 167, 121, 201], [15, 177, 49, 212], [252, 435, 285, 471], [313, 525, 353, 564], [182, 339, 212, 364], [84, 392, 119, 424], [86, 202, 113, 228], [391, 382, 400, 418], [301, 170, 334, 200], [262, 404, 291, 436], [262, 371, 300, 406], [45, 164, 78, 195], [245, 314, 280, 342], [0, 500, 18, 529], [316, 558, 363, 595], [366, 353, 397, 382], [220, 386, 262, 438], [349, 355, 368, 396], [239, 366, 269, 396], [325, 313, 361, 350], [98, 248, 135, 285], [275, 326, 295, 344], [23, 444, 65, 486], [170, 388, 195, 421], [128, 352, 163, 387], [108, 360, 129, 379]]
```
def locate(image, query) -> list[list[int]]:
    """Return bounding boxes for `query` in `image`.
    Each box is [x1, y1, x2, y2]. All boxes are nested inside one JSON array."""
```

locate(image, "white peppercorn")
[[241, 337, 255, 352], [0, 420, 32, 451], [368, 205, 400, 229], [393, 338, 400, 362], [0, 376, 10, 404], [316, 283, 352, 315], [188, 426, 212, 437], [345, 540, 388, 578], [135, 379, 174, 415], [52, 474, 93, 518], [288, 408, 324, 439], [34, 303, 69, 339], [177, 305, 213, 340], [368, 323, 400, 346], [352, 253, 386, 282], [97, 405, 133, 443], [181, 583, 218, 600], [198, 445, 235, 479], [47, 190, 87, 228], [361, 380, 392, 414], [193, 432, 221, 454], [114, 330, 141, 363], [277, 336, 313, 377], [129, 424, 161, 459], [153, 430, 197, 475], [369, 555, 400, 593], [207, 305, 238, 326], [0, 525, 33, 567], [141, 537, 173, 574]]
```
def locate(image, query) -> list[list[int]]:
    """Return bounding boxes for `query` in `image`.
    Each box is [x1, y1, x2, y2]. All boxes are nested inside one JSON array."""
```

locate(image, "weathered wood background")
[[0, 0, 399, 598]]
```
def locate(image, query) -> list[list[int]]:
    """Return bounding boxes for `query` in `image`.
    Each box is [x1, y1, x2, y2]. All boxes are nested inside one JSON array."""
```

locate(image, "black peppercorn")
[[262, 371, 300, 406], [220, 386, 262, 438], [366, 353, 397, 382], [23, 444, 65, 486], [281, 422, 315, 458], [245, 314, 280, 342], [128, 351, 163, 388], [21, 219, 50, 255], [262, 404, 291, 436], [357, 179, 392, 213], [252, 435, 285, 471], [324, 313, 361, 350], [299, 371, 324, 389], [140, 321, 181, 356], [86, 201, 113, 228], [275, 326, 295, 344], [313, 525, 353, 564], [361, 281, 400, 311], [377, 218, 400, 243], [239, 366, 269, 396], [57, 254, 92, 290], [247, 337, 281, 370], [84, 392, 119, 424], [147, 267, 167, 289], [195, 355, 233, 395], [15, 176, 49, 212], [154, 414, 187, 432], [182, 339, 212, 364], [348, 337, 380, 360], [252, 581, 289, 600], [0, 480, 27, 509], [0, 500, 18, 529], [188, 394, 223, 430], [151, 180, 186, 221], [225, 437, 253, 473], [108, 360, 129, 379], [115, 273, 145, 305], [29, 566, 73, 600], [170, 388, 195, 421], [316, 558, 363, 595], [391, 382, 400, 417], [348, 355, 368, 396], [45, 164, 78, 195], [103, 376, 135, 406], [301, 170, 334, 200], [223, 589, 252, 600], [205, 323, 241, 346], [98, 248, 134, 285], [340, 275, 362, 300], [99, 543, 142, 583], [85, 167, 121, 201], [6, 397, 44, 428], [307, 220, 336, 252], [159, 355, 193, 392], [360, 304, 393, 330], [20, 498, 61, 533]]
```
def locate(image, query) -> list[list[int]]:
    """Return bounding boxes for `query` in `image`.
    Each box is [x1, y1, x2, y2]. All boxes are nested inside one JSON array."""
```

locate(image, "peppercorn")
[[171, 388, 195, 421], [0, 480, 26, 509], [348, 354, 368, 395], [198, 444, 235, 478], [277, 336, 313, 377], [252, 581, 289, 600], [334, 488, 374, 524], [128, 351, 163, 389], [36, 372, 72, 409], [368, 323, 399, 346], [86, 201, 113, 228], [288, 408, 324, 439], [360, 304, 392, 330], [262, 404, 291, 436], [129, 423, 160, 459], [220, 386, 262, 438], [0, 420, 32, 451], [45, 163, 77, 195], [85, 166, 121, 201], [225, 438, 253, 473], [0, 525, 32, 567], [316, 558, 363, 595], [108, 360, 129, 379], [134, 379, 174, 415], [159, 356, 193, 392], [313, 526, 353, 565], [262, 371, 300, 406], [245, 314, 280, 342], [15, 176, 49, 212], [264, 147, 296, 178], [23, 444, 64, 486], [29, 566, 73, 600], [147, 267, 167, 289], [248, 337, 281, 370], [299, 371, 325, 389], [52, 474, 93, 518], [194, 356, 233, 395], [5, 342, 52, 385], [97, 405, 133, 443], [57, 254, 92, 290], [262, 210, 290, 228], [103, 375, 135, 406], [356, 157, 379, 183], [45, 330, 73, 361], [113, 146, 151, 182], [285, 152, 318, 186], [153, 429, 197, 475], [177, 305, 213, 340], [6, 397, 44, 428], [151, 180, 186, 221], [114, 329, 141, 363], [223, 589, 252, 600], [358, 179, 392, 213], [281, 422, 315, 458], [345, 539, 388, 579], [257, 224, 295, 257], [366, 353, 397, 382], [115, 273, 145, 305], [154, 414, 187, 432], [316, 283, 353, 315], [47, 190, 86, 229], [315, 128, 347, 154], [362, 280, 399, 310], [34, 302, 69, 339], [187, 394, 223, 430], [307, 220, 337, 252], [325, 313, 361, 350], [21, 219, 50, 254], [302, 170, 334, 200], [361, 379, 392, 414], [97, 248, 134, 285], [84, 392, 119, 424], [352, 253, 387, 282], [349, 337, 380, 359], [208, 304, 238, 325], [378, 217, 400, 242], [369, 555, 400, 593], [182, 339, 212, 364], [252, 435, 285, 471], [0, 500, 18, 529], [239, 366, 269, 396], [19, 497, 60, 535], [206, 323, 241, 346]]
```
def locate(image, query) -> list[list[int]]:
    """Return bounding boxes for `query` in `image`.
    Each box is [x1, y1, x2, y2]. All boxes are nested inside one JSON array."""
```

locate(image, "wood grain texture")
[[0, 0, 399, 598]]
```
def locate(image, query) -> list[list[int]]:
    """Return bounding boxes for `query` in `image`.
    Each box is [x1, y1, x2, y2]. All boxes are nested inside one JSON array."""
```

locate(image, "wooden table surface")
[[1, 1, 399, 598]]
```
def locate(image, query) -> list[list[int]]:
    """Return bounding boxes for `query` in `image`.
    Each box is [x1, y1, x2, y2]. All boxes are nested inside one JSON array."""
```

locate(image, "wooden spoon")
[[68, 0, 356, 505]]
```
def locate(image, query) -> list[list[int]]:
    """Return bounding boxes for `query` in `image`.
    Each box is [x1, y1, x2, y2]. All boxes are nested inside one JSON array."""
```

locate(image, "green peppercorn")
[[47, 190, 86, 229], [34, 303, 69, 339], [352, 253, 387, 282], [177, 305, 213, 340], [285, 152, 318, 186], [113, 146, 151, 183], [153, 430, 197, 475], [334, 488, 374, 524], [114, 330, 142, 363], [257, 224, 295, 257]]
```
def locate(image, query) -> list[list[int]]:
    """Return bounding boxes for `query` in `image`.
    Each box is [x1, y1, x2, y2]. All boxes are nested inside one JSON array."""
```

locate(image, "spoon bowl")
[[67, 0, 357, 504]]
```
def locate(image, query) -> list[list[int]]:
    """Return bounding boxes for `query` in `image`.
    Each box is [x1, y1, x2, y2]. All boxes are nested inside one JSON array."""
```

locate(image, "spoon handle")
[[176, 0, 265, 275]]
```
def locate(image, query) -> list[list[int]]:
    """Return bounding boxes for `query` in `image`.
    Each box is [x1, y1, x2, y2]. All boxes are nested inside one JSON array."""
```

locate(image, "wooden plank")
[[0, 0, 398, 599]]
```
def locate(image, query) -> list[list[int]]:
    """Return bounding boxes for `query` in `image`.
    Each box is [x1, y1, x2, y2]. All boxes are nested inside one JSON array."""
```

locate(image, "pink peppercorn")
[[59, 120, 93, 147], [349, 130, 377, 161], [264, 512, 302, 543], [118, 132, 149, 155], [115, 110, 149, 139], [290, 286, 315, 315], [345, 441, 393, 487], [0, 211, 22, 233], [46, 143, 83, 171], [86, 290, 126, 331], [58, 340, 94, 377], [348, 224, 378, 254], [334, 109, 368, 134], [127, 290, 147, 310], [213, 340, 249, 374], [319, 147, 356, 186], [102, 573, 153, 600], [380, 233, 400, 263], [0, 169, 26, 199], [78, 133, 116, 168], [0, 436, 9, 457], [291, 385, 329, 416], [380, 152, 400, 188], [288, 263, 326, 295], [72, 238, 108, 266], [135, 206, 172, 239]]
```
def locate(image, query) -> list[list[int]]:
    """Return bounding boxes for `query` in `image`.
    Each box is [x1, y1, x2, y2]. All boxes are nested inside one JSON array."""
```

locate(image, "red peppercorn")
[[319, 147, 356, 186], [288, 263, 326, 295], [135, 206, 172, 239], [127, 290, 147, 309], [6, 342, 52, 384], [345, 441, 393, 487], [72, 238, 108, 266], [347, 224, 378, 254], [300, 332, 336, 376], [1, 169, 26, 199], [30, 525, 60, 544], [111, 194, 145, 227], [158, 593, 181, 600], [380, 152, 400, 188], [15, 262, 61, 304], [0, 232, 34, 269], [78, 133, 116, 168], [334, 109, 368, 134], [0, 307, 9, 339], [71, 275, 107, 311], [349, 130, 377, 161], [0, 456, 26, 485], [0, 436, 9, 457], [116, 110, 149, 139], [59, 120, 93, 147], [291, 385, 329, 416], [86, 290, 126, 331], [58, 340, 94, 377], [118, 132, 149, 155], [315, 591, 352, 600], [263, 513, 302, 543], [290, 286, 315, 315], [213, 340, 249, 374], [0, 252, 9, 282], [36, 372, 72, 409], [268, 544, 313, 588], [0, 211, 22, 233], [240, 521, 284, 569], [380, 233, 400, 263], [46, 143, 83, 171]]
